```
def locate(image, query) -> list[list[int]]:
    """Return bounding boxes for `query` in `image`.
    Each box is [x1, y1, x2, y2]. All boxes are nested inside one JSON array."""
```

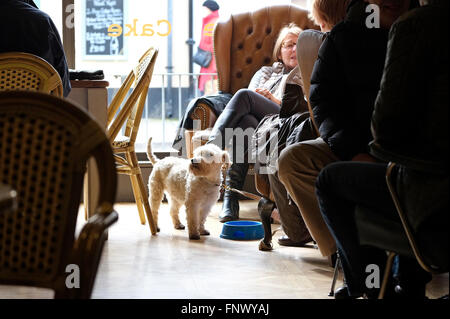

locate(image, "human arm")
[[255, 88, 281, 105], [371, 17, 427, 157], [352, 153, 378, 163], [248, 67, 267, 91], [310, 36, 348, 160], [309, 34, 365, 161]]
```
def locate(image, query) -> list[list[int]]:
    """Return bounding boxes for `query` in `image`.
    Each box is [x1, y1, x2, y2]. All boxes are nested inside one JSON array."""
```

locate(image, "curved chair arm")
[[57, 204, 118, 299], [189, 101, 218, 130]]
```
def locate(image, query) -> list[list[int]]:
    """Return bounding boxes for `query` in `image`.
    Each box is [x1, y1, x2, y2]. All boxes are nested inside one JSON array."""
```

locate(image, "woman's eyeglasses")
[[281, 42, 296, 50]]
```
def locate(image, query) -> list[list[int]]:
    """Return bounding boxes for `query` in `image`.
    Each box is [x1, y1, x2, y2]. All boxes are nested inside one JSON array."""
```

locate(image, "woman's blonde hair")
[[310, 0, 351, 29], [273, 23, 303, 63]]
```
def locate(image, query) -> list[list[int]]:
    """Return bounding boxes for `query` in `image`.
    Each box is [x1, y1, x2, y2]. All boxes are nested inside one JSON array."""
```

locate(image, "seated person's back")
[[0, 0, 71, 96]]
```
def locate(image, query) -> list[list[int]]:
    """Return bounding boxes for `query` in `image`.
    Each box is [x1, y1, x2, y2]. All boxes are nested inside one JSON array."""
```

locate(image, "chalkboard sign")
[[83, 0, 127, 60]]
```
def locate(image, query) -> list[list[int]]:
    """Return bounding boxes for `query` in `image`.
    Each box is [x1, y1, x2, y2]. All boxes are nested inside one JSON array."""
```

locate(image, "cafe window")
[[34, 0, 63, 36], [56, 0, 312, 153]]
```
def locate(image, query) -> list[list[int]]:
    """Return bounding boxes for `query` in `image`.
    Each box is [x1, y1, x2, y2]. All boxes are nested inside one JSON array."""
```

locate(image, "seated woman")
[[268, 0, 351, 248], [206, 23, 303, 223]]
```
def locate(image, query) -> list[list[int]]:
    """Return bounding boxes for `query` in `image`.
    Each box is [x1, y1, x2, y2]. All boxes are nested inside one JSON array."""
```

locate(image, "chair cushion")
[[112, 135, 130, 148]]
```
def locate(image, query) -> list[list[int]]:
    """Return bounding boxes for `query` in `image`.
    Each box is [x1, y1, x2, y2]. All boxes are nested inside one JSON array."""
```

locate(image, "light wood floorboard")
[[1, 201, 448, 299]]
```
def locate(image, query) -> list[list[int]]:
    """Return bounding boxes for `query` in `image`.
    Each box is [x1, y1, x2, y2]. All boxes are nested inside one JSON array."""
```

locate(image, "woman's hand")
[[255, 88, 281, 105], [351, 153, 378, 163]]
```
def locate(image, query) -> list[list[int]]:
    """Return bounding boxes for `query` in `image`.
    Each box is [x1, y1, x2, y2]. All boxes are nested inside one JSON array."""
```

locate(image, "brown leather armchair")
[[186, 4, 318, 199]]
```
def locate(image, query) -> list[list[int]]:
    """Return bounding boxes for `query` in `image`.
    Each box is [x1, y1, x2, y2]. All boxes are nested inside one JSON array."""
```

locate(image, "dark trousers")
[[208, 89, 279, 162], [316, 161, 429, 297], [268, 172, 312, 243]]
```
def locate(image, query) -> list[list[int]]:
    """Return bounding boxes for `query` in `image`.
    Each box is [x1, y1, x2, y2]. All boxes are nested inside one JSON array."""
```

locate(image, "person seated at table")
[[267, 0, 351, 249], [206, 23, 303, 223], [316, 0, 448, 298], [277, 0, 416, 257], [0, 0, 71, 96]]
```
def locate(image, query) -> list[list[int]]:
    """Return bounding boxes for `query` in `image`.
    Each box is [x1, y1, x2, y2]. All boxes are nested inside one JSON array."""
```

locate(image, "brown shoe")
[[277, 235, 313, 247]]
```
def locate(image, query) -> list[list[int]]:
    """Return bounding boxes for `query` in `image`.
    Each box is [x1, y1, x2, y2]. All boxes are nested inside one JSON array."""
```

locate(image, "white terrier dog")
[[147, 138, 231, 240]]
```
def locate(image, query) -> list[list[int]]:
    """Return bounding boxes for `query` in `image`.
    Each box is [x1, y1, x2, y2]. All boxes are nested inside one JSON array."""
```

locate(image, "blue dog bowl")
[[220, 221, 265, 241]]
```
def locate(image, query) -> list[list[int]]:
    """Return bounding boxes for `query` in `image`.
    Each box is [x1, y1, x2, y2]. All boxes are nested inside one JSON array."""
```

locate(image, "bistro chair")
[[103, 47, 159, 235], [354, 162, 448, 299], [0, 91, 118, 299], [0, 52, 63, 97]]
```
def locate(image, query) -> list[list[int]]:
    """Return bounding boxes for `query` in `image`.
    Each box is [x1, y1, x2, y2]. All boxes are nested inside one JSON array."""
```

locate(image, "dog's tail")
[[146, 137, 158, 165]]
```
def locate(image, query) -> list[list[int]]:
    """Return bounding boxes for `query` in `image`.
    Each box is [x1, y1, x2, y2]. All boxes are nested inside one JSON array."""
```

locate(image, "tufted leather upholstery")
[[186, 5, 318, 147], [186, 5, 318, 199], [214, 5, 318, 95]]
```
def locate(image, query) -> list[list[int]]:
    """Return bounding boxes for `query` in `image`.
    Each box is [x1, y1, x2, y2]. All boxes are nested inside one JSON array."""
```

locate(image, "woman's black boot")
[[219, 163, 249, 223], [207, 109, 239, 149]]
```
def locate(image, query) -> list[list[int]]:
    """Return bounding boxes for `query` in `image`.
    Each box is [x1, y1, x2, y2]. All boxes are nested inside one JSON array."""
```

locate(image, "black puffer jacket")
[[309, 0, 389, 161], [370, 0, 448, 270], [370, 0, 449, 172]]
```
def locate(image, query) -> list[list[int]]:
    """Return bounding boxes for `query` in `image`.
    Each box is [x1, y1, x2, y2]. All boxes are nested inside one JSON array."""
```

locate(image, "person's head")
[[365, 0, 411, 29], [310, 0, 352, 32], [202, 0, 220, 14], [273, 23, 302, 71]]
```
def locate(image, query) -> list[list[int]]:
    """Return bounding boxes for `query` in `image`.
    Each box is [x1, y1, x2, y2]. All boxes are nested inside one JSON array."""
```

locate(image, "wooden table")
[[0, 183, 17, 216], [67, 80, 109, 219]]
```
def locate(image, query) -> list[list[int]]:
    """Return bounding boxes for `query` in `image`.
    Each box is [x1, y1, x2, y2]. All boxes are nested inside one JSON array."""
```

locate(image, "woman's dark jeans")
[[208, 89, 279, 163]]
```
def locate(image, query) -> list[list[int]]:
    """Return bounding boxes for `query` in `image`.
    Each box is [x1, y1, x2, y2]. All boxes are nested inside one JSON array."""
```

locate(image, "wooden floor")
[[1, 201, 448, 299]]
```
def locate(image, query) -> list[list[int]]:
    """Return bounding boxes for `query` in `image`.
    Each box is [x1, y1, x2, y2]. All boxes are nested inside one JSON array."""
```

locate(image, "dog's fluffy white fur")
[[147, 138, 231, 240]]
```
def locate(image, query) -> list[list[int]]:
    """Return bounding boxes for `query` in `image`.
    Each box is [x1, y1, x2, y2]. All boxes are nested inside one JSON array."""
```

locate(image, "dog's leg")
[[169, 200, 185, 230], [199, 215, 210, 236], [185, 201, 201, 240], [149, 178, 164, 232], [198, 203, 213, 236]]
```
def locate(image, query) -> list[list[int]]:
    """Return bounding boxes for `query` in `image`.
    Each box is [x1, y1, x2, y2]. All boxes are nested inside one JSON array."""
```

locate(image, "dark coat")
[[370, 0, 449, 173], [252, 81, 315, 171], [369, 0, 449, 269], [309, 0, 389, 161], [172, 93, 232, 152], [0, 0, 71, 97]]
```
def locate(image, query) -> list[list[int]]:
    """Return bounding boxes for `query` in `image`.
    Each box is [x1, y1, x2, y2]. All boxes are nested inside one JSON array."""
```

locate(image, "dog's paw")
[[174, 223, 185, 230], [200, 229, 210, 236], [157, 226, 161, 233], [189, 234, 201, 240]]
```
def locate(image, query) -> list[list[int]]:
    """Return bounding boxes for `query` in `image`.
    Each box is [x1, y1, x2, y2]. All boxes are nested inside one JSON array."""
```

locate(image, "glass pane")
[[72, 0, 312, 153], [35, 0, 63, 38]]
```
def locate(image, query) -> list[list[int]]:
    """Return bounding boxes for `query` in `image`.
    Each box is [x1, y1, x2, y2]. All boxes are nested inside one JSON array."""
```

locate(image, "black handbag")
[[193, 47, 212, 68], [69, 69, 104, 81]]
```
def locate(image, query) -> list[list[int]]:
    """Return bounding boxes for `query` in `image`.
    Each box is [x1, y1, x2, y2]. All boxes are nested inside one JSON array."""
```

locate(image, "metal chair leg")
[[329, 252, 341, 297], [378, 252, 396, 299]]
